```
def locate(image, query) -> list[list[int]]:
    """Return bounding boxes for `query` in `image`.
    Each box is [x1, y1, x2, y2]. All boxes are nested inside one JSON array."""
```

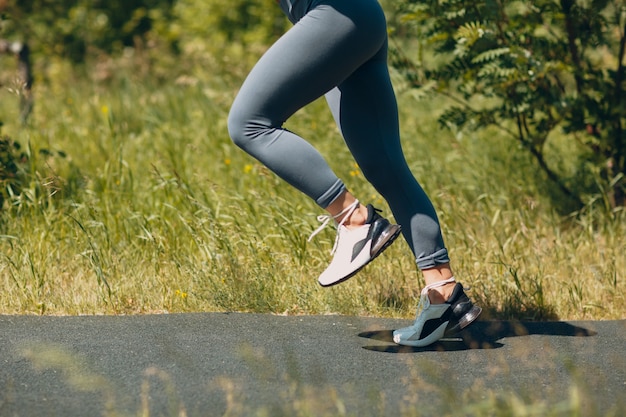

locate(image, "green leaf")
[[472, 47, 512, 64]]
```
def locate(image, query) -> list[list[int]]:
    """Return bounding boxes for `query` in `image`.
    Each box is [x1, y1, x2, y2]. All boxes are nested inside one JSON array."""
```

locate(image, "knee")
[[227, 101, 274, 153], [227, 106, 249, 150]]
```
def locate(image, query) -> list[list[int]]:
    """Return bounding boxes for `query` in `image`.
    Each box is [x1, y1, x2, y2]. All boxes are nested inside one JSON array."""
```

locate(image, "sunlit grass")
[[0, 59, 623, 320]]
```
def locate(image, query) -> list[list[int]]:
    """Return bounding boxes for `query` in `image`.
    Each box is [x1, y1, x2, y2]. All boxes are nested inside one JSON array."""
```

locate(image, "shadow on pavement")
[[359, 320, 597, 353]]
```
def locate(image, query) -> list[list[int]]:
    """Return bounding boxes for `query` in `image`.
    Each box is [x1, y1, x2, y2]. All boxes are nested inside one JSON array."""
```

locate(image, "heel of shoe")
[[458, 305, 482, 328], [370, 223, 401, 254], [445, 305, 482, 336]]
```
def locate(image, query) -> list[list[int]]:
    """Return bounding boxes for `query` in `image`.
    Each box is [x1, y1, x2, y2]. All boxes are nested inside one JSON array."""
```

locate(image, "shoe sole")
[[319, 223, 402, 287]]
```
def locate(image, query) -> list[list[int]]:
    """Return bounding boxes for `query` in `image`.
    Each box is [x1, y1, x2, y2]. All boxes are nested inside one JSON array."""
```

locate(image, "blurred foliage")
[[391, 0, 626, 209], [172, 0, 287, 46], [1, 0, 175, 61], [0, 0, 287, 64], [169, 0, 289, 82]]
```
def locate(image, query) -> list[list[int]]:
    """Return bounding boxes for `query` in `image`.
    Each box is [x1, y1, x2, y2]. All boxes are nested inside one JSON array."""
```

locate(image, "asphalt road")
[[0, 313, 624, 417]]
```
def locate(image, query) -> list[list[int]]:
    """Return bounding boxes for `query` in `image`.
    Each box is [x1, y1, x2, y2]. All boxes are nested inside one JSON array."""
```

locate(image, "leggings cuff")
[[415, 248, 450, 270], [317, 179, 347, 208]]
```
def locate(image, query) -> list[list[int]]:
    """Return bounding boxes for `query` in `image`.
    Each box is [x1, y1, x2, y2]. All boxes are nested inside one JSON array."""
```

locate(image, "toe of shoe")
[[392, 327, 414, 345]]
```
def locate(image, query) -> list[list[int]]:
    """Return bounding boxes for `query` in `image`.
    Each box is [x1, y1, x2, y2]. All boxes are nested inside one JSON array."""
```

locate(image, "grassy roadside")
[[0, 60, 624, 320]]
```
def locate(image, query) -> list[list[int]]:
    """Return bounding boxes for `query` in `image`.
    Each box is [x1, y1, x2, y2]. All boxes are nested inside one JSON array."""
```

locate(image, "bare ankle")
[[343, 204, 368, 227], [326, 195, 364, 226], [427, 282, 456, 304]]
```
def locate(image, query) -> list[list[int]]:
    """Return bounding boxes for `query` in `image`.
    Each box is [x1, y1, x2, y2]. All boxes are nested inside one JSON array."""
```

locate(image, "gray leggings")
[[227, 0, 449, 269]]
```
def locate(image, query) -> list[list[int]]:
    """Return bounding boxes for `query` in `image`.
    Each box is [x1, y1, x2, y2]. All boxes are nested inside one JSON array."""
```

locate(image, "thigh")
[[231, 0, 388, 126]]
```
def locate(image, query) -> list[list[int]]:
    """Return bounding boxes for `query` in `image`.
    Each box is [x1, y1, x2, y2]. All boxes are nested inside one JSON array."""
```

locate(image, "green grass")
[[0, 54, 624, 320]]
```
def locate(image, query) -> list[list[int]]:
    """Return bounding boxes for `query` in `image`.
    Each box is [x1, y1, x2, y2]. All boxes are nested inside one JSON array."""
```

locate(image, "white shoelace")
[[307, 199, 360, 255], [415, 276, 457, 312]]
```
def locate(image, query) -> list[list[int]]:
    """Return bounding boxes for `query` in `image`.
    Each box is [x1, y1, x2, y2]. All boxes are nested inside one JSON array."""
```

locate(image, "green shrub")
[[391, 0, 626, 210]]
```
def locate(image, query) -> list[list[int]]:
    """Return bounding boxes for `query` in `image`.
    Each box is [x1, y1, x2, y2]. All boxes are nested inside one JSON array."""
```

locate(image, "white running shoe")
[[309, 200, 401, 287], [393, 277, 482, 347]]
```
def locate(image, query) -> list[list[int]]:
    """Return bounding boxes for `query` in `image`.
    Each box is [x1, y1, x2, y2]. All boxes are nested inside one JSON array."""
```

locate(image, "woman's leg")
[[327, 61, 482, 344], [322, 6, 481, 344], [324, 39, 450, 272], [228, 0, 401, 286], [227, 0, 388, 209]]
